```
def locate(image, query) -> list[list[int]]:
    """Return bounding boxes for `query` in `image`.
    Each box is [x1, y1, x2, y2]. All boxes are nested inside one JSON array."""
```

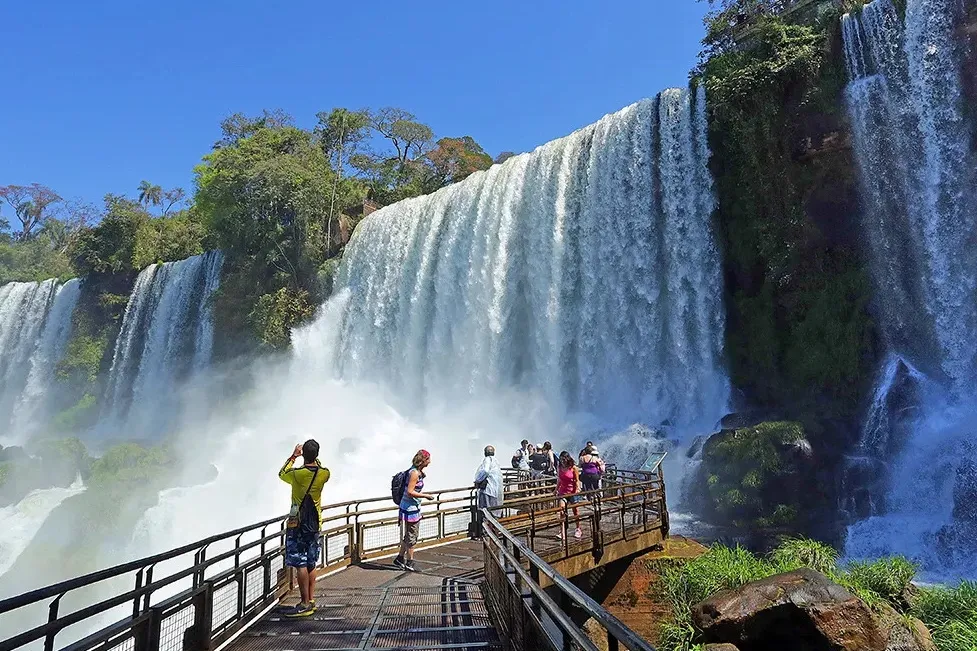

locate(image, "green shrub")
[[89, 443, 174, 487], [912, 582, 977, 651], [843, 557, 918, 603], [770, 537, 838, 575], [701, 421, 807, 528]]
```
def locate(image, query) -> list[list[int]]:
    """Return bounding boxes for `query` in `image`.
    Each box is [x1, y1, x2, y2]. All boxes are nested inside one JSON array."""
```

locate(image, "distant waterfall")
[[335, 90, 729, 429], [843, 0, 977, 578], [0, 278, 81, 443], [0, 478, 85, 578], [101, 251, 223, 437]]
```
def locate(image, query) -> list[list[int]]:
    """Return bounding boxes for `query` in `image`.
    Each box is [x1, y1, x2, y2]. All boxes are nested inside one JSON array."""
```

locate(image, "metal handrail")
[[1, 466, 667, 651], [482, 501, 658, 651]]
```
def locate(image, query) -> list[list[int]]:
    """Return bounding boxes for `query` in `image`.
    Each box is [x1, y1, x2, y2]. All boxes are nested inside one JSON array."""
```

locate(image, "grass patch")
[[657, 538, 974, 651]]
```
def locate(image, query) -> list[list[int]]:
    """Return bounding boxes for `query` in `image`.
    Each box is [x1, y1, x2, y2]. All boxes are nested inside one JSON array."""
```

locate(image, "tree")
[[214, 110, 293, 149], [424, 136, 493, 190], [137, 181, 162, 211], [314, 108, 371, 172], [71, 195, 149, 275], [369, 107, 434, 165], [0, 184, 62, 240], [194, 114, 366, 348], [161, 187, 186, 216]]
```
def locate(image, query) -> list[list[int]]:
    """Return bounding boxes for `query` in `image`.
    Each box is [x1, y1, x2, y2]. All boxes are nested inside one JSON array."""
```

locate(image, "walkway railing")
[[0, 465, 665, 651]]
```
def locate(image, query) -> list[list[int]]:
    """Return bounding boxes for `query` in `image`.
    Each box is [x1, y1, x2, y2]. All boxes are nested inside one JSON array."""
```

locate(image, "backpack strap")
[[300, 466, 319, 506]]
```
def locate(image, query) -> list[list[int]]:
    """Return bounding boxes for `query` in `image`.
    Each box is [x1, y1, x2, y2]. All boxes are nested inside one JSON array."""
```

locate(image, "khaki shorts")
[[402, 519, 420, 548]]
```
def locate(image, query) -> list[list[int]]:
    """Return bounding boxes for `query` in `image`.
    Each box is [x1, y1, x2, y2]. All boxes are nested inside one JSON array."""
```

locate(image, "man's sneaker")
[[284, 603, 315, 618], [405, 560, 418, 572], [393, 556, 408, 571]]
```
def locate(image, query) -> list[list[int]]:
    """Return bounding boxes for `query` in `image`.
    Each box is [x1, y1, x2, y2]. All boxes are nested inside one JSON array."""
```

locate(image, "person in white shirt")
[[473, 445, 503, 539]]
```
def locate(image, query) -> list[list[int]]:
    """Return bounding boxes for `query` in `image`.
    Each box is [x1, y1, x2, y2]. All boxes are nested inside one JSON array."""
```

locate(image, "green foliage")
[[702, 421, 805, 527], [88, 443, 174, 487], [0, 234, 74, 284], [658, 539, 976, 651], [70, 195, 146, 275], [194, 112, 365, 352], [57, 336, 108, 384], [769, 536, 838, 574], [843, 557, 918, 604], [51, 393, 98, 431], [912, 582, 977, 651], [248, 287, 316, 349], [701, 8, 878, 420], [132, 211, 205, 269]]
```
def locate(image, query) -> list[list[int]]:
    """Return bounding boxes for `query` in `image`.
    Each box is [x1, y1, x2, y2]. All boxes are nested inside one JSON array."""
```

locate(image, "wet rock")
[[692, 568, 932, 651], [951, 443, 977, 522], [704, 645, 741, 651]]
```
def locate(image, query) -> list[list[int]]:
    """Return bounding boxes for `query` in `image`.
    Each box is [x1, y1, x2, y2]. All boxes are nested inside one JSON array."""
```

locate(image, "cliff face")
[[705, 13, 880, 448]]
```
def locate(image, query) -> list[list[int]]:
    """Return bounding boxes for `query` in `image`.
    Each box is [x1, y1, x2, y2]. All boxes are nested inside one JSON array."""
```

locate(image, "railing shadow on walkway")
[[0, 465, 666, 651]]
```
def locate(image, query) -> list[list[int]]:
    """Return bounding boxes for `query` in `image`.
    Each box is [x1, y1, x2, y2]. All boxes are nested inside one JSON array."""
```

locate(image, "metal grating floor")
[[227, 540, 500, 651]]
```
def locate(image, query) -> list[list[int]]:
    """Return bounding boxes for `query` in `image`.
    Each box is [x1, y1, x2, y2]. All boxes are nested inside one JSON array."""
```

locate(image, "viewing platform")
[[0, 463, 669, 651]]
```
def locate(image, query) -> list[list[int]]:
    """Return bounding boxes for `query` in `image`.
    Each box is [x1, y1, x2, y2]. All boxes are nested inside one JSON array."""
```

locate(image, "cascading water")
[[0, 278, 81, 444], [126, 91, 730, 571], [101, 251, 223, 438], [336, 89, 729, 431], [0, 478, 86, 577], [842, 0, 977, 578]]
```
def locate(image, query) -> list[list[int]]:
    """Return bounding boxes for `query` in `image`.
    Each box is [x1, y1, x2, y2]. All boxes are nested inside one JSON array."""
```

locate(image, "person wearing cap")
[[394, 449, 434, 572]]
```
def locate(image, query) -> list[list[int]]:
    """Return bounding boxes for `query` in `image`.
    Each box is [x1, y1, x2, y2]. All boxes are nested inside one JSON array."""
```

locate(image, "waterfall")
[[843, 0, 977, 578], [0, 478, 86, 578], [0, 278, 81, 443], [101, 251, 224, 437], [335, 89, 729, 430]]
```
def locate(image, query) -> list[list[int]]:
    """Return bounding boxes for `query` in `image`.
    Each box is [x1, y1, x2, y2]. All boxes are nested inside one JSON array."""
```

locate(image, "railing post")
[[184, 584, 213, 651], [658, 465, 670, 537], [43, 594, 63, 651], [132, 570, 144, 618]]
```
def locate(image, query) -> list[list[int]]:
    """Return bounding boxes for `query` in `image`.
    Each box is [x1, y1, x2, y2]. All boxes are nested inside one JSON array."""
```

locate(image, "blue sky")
[[0, 1, 710, 209]]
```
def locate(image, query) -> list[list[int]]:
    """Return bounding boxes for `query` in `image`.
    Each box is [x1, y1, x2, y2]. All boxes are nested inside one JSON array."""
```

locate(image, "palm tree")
[[137, 180, 163, 211]]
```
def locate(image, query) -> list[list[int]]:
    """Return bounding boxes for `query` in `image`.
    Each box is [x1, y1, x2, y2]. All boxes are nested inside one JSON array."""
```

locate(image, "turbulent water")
[[843, 0, 977, 578], [0, 278, 81, 444], [0, 478, 85, 577], [336, 90, 728, 430], [101, 251, 223, 437]]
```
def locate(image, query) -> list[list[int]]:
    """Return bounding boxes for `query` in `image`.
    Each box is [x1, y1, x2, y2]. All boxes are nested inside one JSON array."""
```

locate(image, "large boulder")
[[692, 568, 933, 651]]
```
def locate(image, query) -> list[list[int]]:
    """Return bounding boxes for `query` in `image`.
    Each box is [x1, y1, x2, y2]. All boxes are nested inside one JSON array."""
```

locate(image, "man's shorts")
[[285, 528, 321, 569]]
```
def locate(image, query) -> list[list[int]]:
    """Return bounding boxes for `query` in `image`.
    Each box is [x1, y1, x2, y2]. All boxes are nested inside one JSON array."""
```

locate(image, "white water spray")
[[0, 478, 86, 578]]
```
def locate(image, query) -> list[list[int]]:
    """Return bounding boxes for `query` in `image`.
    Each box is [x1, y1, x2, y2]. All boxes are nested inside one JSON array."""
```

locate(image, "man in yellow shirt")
[[279, 439, 330, 617]]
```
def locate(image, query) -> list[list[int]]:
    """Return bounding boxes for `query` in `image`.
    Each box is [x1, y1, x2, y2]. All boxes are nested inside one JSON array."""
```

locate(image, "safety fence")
[[0, 464, 665, 651]]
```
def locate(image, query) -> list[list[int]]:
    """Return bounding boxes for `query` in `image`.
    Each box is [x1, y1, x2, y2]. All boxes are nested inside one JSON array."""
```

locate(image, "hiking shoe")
[[393, 556, 408, 571], [405, 560, 418, 572], [284, 603, 315, 618]]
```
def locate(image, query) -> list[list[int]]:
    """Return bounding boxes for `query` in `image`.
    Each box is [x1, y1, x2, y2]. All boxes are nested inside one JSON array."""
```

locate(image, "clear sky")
[[0, 1, 710, 208]]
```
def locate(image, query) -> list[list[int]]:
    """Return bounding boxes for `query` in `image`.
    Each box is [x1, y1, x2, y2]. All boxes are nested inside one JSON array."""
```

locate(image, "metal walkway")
[[232, 541, 497, 651], [0, 465, 667, 651]]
